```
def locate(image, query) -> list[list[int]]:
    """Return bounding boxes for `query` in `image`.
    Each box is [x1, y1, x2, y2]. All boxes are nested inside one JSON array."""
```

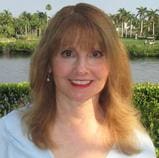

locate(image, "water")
[[131, 58, 159, 83], [0, 57, 30, 83], [0, 57, 158, 83]]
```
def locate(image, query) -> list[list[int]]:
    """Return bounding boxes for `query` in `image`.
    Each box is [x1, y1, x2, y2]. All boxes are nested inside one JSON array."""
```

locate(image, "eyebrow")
[[59, 43, 102, 53]]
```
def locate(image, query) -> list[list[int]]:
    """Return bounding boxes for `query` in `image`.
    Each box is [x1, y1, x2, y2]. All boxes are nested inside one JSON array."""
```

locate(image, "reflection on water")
[[0, 57, 159, 83]]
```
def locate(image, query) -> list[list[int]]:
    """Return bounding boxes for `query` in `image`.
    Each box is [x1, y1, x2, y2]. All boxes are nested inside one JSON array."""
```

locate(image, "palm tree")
[[45, 4, 52, 21], [117, 8, 130, 37], [13, 17, 23, 36], [110, 13, 119, 35], [19, 11, 32, 36], [30, 11, 47, 36], [146, 9, 159, 37], [127, 13, 137, 38], [0, 10, 14, 37], [37, 11, 47, 36], [136, 7, 147, 36], [30, 13, 40, 36]]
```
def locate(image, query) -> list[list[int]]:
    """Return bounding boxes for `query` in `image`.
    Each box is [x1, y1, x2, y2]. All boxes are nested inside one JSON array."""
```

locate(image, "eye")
[[61, 49, 75, 58], [90, 50, 103, 58]]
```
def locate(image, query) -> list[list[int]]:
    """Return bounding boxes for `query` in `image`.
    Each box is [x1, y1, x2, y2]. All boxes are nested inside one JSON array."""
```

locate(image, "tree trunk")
[[121, 22, 124, 37], [130, 21, 133, 38], [25, 25, 27, 36], [152, 21, 155, 36], [140, 20, 143, 36]]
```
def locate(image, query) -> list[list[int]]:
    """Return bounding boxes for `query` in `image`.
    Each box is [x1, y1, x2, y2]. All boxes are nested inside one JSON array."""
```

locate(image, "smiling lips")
[[69, 80, 93, 88]]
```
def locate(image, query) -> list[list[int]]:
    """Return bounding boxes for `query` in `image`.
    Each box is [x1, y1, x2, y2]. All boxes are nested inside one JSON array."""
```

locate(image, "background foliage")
[[0, 7, 159, 39]]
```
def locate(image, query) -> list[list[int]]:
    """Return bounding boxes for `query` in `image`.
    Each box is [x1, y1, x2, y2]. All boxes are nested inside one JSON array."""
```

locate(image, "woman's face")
[[51, 44, 109, 103]]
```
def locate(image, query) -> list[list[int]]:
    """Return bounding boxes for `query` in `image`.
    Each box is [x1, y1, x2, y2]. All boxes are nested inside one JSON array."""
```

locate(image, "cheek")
[[95, 64, 109, 79], [52, 60, 72, 77]]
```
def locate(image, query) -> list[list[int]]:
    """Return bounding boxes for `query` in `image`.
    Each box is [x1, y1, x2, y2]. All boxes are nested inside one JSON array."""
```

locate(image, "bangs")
[[54, 13, 106, 52]]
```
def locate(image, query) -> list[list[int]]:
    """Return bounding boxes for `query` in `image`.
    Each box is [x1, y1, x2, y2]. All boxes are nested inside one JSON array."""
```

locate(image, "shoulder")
[[0, 108, 51, 158], [0, 109, 22, 139], [0, 108, 22, 124], [0, 109, 25, 157], [107, 130, 156, 158], [135, 129, 156, 154], [0, 108, 25, 139]]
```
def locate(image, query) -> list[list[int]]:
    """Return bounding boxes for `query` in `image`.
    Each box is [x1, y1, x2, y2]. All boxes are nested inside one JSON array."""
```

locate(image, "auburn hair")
[[23, 3, 143, 155]]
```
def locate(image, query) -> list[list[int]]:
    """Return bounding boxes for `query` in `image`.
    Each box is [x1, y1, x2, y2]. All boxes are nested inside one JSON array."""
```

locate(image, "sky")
[[0, 0, 159, 17]]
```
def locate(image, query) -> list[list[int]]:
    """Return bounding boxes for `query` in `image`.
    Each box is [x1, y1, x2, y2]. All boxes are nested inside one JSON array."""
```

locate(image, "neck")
[[52, 94, 112, 149], [55, 94, 104, 127]]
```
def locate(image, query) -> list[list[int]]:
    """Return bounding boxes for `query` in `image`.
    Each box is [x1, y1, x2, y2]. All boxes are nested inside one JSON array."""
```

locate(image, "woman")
[[0, 3, 156, 158]]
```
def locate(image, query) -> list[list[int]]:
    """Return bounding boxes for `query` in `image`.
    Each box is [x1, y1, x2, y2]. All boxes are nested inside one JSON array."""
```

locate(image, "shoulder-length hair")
[[23, 3, 143, 155]]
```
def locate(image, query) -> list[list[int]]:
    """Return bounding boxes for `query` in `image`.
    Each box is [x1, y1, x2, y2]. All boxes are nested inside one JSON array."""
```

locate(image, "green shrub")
[[0, 82, 31, 117], [6, 40, 37, 56], [123, 39, 159, 58], [133, 83, 159, 151], [0, 42, 7, 55], [0, 82, 159, 157], [0, 40, 38, 56]]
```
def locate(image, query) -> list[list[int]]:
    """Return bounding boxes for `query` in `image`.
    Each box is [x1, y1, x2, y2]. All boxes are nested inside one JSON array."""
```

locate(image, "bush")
[[123, 39, 159, 58], [6, 40, 37, 56], [0, 42, 7, 55], [0, 40, 38, 56], [133, 83, 159, 151], [0, 82, 159, 157], [0, 82, 31, 117]]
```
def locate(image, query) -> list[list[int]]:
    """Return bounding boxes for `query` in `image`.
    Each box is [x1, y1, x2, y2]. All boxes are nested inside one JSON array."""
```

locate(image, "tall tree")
[[127, 13, 137, 37], [136, 7, 147, 36], [19, 11, 32, 36], [0, 10, 14, 37], [45, 4, 52, 21], [37, 11, 47, 36], [147, 9, 159, 37], [117, 8, 130, 37], [30, 11, 47, 36]]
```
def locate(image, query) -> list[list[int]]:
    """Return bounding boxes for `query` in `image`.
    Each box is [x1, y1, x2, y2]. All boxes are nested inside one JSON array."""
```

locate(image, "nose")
[[74, 57, 89, 75]]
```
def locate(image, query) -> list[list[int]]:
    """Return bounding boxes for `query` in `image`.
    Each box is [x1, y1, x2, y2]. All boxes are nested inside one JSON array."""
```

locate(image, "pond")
[[0, 57, 158, 83]]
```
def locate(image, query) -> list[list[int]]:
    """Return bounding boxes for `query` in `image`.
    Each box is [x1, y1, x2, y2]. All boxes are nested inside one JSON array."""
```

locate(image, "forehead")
[[60, 35, 101, 53], [58, 21, 105, 52]]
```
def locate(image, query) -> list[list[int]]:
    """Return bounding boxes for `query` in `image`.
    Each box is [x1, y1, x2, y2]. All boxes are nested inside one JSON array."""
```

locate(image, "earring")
[[46, 73, 51, 82]]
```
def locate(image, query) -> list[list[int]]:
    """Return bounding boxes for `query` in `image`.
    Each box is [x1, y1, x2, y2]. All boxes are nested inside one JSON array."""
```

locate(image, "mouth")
[[69, 79, 93, 87]]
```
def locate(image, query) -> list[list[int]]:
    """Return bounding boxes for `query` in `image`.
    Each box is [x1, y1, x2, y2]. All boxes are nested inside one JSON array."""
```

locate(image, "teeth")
[[71, 80, 91, 85]]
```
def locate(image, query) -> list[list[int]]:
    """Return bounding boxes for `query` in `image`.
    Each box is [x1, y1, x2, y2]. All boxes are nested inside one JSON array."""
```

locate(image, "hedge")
[[0, 40, 38, 56], [123, 39, 159, 58], [0, 82, 31, 116], [133, 83, 159, 156], [0, 82, 159, 157], [0, 39, 159, 57]]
